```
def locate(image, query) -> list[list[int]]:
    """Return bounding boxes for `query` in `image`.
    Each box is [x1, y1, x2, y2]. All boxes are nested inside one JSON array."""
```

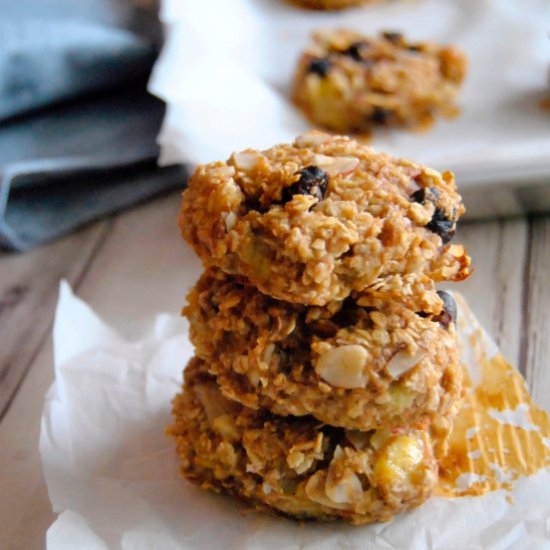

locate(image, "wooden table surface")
[[0, 191, 549, 549]]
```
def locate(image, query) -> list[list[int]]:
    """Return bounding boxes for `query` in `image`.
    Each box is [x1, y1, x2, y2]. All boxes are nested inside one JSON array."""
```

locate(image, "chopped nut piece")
[[294, 130, 333, 148], [224, 211, 237, 231], [313, 155, 360, 176], [315, 344, 368, 389], [233, 151, 260, 170], [386, 349, 425, 379], [325, 458, 363, 503]]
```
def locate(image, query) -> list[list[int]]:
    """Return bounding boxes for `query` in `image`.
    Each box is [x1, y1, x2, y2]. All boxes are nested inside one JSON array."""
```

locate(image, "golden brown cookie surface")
[[169, 358, 443, 524], [293, 30, 467, 133]]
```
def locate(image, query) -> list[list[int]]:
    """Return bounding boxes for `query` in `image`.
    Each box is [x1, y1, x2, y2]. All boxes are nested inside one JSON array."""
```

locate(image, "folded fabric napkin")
[[0, 0, 186, 252]]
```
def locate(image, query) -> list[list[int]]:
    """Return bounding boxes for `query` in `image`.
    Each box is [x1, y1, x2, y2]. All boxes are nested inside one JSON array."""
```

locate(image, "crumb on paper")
[[488, 463, 515, 484], [455, 473, 488, 490]]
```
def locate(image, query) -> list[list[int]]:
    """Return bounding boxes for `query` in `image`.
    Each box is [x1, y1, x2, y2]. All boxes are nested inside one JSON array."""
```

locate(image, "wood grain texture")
[[0, 341, 56, 550], [0, 191, 191, 549], [0, 221, 112, 419], [456, 219, 527, 369], [77, 192, 201, 338], [522, 217, 550, 412], [0, 221, 114, 549]]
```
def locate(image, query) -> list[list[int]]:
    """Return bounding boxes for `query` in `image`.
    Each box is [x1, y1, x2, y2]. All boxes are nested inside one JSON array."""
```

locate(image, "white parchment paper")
[[149, 0, 550, 188], [40, 282, 550, 549]]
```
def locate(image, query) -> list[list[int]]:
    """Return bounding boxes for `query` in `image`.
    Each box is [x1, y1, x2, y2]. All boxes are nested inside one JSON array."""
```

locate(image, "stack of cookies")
[[169, 131, 471, 524]]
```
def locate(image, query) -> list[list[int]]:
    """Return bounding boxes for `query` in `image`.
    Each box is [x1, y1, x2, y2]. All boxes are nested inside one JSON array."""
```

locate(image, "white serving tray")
[[150, 0, 550, 219]]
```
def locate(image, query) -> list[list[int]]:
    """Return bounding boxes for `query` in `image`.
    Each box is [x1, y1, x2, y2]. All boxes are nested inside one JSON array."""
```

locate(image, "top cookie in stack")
[[180, 130, 470, 307]]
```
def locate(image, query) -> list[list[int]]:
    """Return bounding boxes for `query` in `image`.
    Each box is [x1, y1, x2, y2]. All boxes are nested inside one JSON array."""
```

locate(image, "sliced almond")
[[386, 349, 425, 379], [447, 244, 466, 258], [313, 154, 359, 176], [214, 165, 236, 178], [287, 450, 314, 475], [325, 448, 363, 504], [345, 430, 370, 451], [329, 156, 360, 176], [224, 211, 237, 231], [294, 130, 332, 148], [304, 472, 352, 511], [315, 344, 368, 389], [233, 151, 259, 170]]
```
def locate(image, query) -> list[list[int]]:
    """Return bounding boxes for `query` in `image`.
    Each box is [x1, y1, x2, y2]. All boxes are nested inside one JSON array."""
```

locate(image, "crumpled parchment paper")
[[40, 281, 550, 549], [149, 0, 550, 187]]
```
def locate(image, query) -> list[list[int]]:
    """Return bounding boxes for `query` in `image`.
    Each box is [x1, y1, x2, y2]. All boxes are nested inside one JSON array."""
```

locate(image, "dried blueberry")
[[433, 290, 457, 327], [382, 31, 404, 44], [308, 57, 331, 77], [411, 188, 427, 204], [369, 106, 396, 125], [426, 208, 455, 244], [342, 41, 370, 62], [331, 298, 364, 327], [411, 187, 440, 204], [282, 166, 329, 204], [244, 197, 265, 213]]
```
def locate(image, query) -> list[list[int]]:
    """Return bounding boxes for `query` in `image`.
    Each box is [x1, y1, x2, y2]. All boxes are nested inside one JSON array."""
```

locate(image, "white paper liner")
[[40, 281, 550, 549], [148, 0, 550, 188]]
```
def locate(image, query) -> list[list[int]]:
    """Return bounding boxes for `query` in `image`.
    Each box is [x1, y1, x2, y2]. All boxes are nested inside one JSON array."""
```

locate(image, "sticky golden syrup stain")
[[436, 350, 550, 498]]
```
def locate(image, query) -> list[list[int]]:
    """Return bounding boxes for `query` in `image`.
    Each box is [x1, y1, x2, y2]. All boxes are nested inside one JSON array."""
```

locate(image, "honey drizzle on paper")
[[436, 296, 550, 497]]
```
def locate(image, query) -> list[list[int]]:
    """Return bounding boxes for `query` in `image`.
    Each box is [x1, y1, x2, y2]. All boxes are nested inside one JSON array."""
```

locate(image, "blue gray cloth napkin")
[[0, 0, 186, 252]]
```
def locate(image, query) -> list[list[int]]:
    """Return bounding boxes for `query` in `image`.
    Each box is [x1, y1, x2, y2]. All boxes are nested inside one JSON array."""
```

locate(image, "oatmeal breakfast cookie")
[[185, 268, 463, 433], [180, 131, 470, 306], [169, 357, 444, 524], [290, 0, 377, 10], [292, 30, 467, 134]]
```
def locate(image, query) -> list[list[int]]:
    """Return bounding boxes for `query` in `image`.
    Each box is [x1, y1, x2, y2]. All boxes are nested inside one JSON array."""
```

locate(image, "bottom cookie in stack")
[[169, 357, 452, 525]]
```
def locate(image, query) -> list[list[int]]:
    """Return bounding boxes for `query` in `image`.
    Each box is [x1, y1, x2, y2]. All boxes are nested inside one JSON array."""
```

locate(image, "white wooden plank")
[[523, 217, 550, 412], [455, 219, 527, 369]]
